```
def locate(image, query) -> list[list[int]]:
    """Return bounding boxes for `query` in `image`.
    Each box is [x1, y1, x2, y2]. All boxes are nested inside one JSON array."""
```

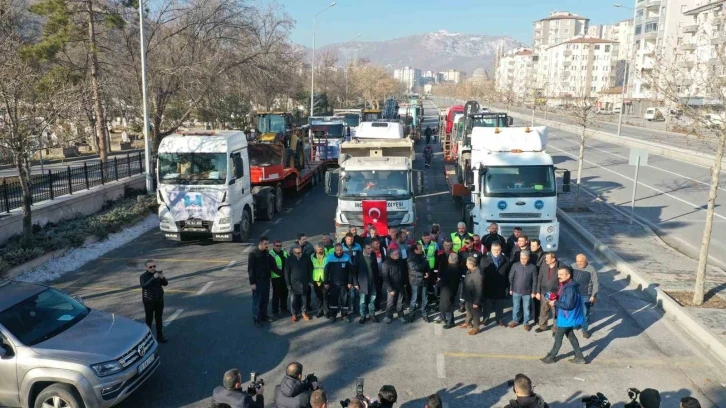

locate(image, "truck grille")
[[499, 213, 541, 219], [499, 225, 542, 238], [178, 220, 212, 231], [118, 332, 155, 368]]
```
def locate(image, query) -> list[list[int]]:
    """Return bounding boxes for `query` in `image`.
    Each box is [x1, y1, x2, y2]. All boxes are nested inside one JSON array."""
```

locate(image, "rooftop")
[[537, 12, 589, 22], [683, 0, 726, 15]]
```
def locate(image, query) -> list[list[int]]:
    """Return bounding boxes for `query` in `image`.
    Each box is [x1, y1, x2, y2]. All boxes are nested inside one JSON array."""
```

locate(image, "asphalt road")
[[44, 102, 726, 408]]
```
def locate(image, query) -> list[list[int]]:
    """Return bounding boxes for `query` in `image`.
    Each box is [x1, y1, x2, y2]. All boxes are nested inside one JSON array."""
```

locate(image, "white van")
[[644, 107, 664, 121]]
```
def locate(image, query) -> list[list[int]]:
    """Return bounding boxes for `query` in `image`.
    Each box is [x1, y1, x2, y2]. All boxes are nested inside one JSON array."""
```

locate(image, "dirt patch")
[[665, 291, 726, 309]]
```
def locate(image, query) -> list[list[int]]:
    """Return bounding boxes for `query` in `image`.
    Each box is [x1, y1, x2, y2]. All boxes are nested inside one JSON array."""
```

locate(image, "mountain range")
[[303, 30, 524, 77]]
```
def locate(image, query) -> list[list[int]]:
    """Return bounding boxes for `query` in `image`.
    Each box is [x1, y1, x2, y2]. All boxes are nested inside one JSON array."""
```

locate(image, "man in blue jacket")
[[323, 244, 355, 323], [540, 267, 587, 364]]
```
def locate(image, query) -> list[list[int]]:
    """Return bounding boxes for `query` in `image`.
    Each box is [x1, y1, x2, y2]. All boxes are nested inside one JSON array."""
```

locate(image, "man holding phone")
[[140, 259, 168, 343]]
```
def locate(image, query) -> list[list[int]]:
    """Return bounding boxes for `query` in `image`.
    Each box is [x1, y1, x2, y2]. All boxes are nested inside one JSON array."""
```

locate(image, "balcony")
[[682, 24, 699, 34], [647, 0, 661, 6], [562, 61, 572, 67], [677, 78, 693, 86], [642, 31, 658, 40], [680, 43, 696, 51], [677, 60, 694, 69], [563, 50, 572, 57]]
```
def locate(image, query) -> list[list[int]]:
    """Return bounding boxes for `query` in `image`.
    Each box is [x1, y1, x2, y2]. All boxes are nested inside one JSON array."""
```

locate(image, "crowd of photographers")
[[210, 364, 705, 408]]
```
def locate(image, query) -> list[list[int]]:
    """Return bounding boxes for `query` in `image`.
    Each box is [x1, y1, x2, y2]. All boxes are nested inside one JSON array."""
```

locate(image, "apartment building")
[[532, 12, 590, 90], [439, 69, 464, 84], [543, 37, 619, 101], [675, 0, 726, 104], [495, 48, 534, 100], [393, 67, 422, 91]]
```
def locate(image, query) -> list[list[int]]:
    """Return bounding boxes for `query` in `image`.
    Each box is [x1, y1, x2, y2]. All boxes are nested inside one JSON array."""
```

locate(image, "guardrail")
[[0, 152, 145, 213]]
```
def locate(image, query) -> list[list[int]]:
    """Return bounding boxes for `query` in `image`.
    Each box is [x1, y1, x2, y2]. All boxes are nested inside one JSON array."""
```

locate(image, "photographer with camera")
[[274, 362, 319, 408], [505, 374, 548, 408], [211, 369, 264, 408], [341, 383, 397, 408]]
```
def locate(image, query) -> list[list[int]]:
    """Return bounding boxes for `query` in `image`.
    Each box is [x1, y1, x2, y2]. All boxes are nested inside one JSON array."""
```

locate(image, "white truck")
[[156, 130, 275, 241], [461, 126, 571, 252], [325, 138, 423, 242]]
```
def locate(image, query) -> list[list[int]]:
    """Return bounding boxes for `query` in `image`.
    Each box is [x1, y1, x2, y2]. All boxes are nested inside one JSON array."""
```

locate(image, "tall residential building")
[[675, 0, 726, 102], [393, 67, 422, 91], [532, 12, 591, 89], [630, 0, 693, 105], [543, 37, 619, 99], [495, 48, 534, 100], [439, 69, 464, 84]]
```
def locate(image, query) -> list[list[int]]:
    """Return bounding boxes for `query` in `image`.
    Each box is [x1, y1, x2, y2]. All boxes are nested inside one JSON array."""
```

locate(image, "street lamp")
[[615, 3, 636, 136], [310, 2, 337, 117], [139, 0, 153, 193], [345, 33, 361, 106]]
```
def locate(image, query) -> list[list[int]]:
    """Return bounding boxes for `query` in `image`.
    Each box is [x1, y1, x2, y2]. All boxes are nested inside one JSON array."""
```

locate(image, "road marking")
[[274, 218, 283, 225], [163, 308, 184, 327], [436, 354, 446, 378], [56, 285, 197, 294], [223, 260, 237, 271], [553, 136, 726, 193], [547, 144, 726, 221], [434, 322, 443, 336], [295, 199, 302, 205], [417, 191, 450, 199], [196, 281, 215, 295], [260, 229, 270, 237], [99, 257, 231, 264], [443, 352, 707, 367]]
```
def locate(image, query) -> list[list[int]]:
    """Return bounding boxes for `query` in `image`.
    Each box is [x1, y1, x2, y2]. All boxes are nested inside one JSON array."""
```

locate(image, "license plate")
[[186, 220, 202, 226], [138, 354, 155, 374]]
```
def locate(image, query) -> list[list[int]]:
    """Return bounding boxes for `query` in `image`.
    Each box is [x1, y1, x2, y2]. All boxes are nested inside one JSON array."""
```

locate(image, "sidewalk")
[[558, 189, 726, 361]]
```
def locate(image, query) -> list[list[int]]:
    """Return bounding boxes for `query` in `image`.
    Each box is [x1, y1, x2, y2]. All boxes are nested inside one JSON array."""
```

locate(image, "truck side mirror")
[[413, 170, 424, 195], [562, 170, 571, 193], [325, 170, 339, 196], [508, 117, 514, 126]]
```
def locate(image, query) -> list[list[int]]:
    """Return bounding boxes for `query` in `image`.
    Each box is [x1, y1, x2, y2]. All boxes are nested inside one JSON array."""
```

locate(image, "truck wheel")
[[34, 383, 85, 408], [261, 194, 274, 220], [274, 185, 283, 213], [239, 209, 251, 241]]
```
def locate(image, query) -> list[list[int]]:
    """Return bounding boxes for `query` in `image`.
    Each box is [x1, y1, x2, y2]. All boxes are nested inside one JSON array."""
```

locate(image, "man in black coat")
[[381, 249, 406, 323], [273, 362, 318, 408], [284, 245, 313, 322], [535, 252, 571, 334], [323, 244, 355, 323], [479, 242, 510, 328], [140, 259, 168, 343], [407, 243, 431, 323], [459, 256, 484, 336], [211, 369, 264, 408], [353, 243, 380, 324], [248, 236, 276, 328], [482, 222, 507, 252]]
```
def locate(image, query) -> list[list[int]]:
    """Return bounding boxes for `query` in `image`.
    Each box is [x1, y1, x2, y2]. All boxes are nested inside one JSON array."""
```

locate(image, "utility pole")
[[309, 2, 337, 117], [139, 0, 153, 193]]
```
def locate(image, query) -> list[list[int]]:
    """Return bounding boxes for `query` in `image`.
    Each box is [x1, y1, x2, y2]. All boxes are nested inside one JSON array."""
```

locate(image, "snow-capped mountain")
[[303, 30, 524, 75]]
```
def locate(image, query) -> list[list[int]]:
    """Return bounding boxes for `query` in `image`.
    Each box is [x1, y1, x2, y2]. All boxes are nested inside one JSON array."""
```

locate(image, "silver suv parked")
[[0, 279, 160, 408]]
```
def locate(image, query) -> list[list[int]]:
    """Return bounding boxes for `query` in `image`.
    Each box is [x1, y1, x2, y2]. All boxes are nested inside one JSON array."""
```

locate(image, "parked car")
[[0, 279, 160, 408], [596, 109, 613, 115], [644, 107, 665, 121]]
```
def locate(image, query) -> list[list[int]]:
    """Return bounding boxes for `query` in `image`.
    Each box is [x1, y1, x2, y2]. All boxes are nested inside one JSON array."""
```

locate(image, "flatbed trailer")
[[444, 163, 470, 204]]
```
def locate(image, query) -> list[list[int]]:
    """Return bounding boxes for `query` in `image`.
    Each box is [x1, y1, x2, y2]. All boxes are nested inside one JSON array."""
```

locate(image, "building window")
[[605, 45, 611, 52], [595, 44, 601, 50], [565, 28, 569, 34], [635, 25, 642, 35]]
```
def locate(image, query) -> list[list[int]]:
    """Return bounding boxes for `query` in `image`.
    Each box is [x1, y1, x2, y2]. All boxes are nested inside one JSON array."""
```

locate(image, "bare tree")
[[643, 22, 726, 305], [0, 2, 80, 245], [562, 87, 600, 212]]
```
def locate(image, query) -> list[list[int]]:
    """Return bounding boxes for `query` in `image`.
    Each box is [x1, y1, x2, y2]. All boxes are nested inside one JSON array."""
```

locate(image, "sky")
[[275, 0, 634, 48]]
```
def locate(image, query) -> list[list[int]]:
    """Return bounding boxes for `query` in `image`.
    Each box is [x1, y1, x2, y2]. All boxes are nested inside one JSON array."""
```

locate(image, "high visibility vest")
[[311, 254, 327, 283], [270, 250, 288, 279], [324, 246, 335, 256], [418, 240, 438, 269], [451, 232, 473, 253]]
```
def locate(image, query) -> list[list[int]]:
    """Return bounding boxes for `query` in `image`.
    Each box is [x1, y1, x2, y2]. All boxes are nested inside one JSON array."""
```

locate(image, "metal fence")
[[0, 152, 146, 213]]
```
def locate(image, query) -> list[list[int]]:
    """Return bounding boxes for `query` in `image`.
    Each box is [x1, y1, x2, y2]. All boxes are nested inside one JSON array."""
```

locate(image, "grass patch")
[[0, 188, 157, 275]]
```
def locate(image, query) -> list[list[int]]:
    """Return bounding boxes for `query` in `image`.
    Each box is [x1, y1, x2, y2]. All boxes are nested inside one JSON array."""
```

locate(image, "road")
[[430, 96, 726, 270], [42, 101, 726, 408]]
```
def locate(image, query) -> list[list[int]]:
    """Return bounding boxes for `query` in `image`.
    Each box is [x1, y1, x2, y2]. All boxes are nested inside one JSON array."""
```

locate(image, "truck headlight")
[[219, 217, 231, 225], [547, 226, 555, 233], [546, 235, 554, 242], [91, 360, 123, 377]]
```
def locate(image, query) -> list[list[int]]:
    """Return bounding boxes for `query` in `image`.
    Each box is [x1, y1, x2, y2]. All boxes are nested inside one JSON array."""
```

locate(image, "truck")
[[440, 105, 465, 162], [309, 120, 346, 165], [455, 109, 514, 186], [157, 130, 271, 241], [324, 138, 423, 242], [333, 108, 363, 137], [362, 109, 382, 122], [459, 126, 571, 252], [249, 126, 326, 218], [256, 111, 294, 139]]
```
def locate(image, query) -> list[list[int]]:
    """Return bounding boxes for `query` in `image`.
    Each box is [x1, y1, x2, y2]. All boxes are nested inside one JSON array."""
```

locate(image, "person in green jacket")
[[270, 240, 289, 318]]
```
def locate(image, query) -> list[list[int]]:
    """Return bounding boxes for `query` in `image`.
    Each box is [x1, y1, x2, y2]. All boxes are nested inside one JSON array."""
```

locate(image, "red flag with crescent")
[[362, 200, 388, 235]]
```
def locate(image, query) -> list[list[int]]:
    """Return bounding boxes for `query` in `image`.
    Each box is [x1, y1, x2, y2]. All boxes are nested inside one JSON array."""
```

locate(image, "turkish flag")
[[362, 200, 388, 235]]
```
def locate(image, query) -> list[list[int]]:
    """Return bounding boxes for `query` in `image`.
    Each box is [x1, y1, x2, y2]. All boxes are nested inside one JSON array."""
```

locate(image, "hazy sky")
[[277, 0, 634, 47]]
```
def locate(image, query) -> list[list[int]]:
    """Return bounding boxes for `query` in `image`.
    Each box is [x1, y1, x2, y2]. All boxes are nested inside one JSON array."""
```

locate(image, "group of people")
[[245, 220, 601, 364]]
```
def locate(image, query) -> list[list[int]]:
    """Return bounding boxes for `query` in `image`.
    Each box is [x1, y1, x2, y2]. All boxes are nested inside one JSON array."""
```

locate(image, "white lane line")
[[436, 354, 446, 378], [295, 199, 302, 205], [196, 282, 215, 295], [547, 143, 726, 221], [163, 308, 184, 327], [434, 322, 443, 336], [223, 260, 238, 271], [552, 135, 726, 193], [274, 218, 283, 225], [260, 229, 270, 237]]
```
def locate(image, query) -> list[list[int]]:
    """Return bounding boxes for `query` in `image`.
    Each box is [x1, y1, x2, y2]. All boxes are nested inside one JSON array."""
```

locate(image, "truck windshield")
[[483, 165, 556, 197], [0, 288, 89, 346], [158, 153, 227, 185], [312, 125, 344, 139], [342, 115, 360, 127], [248, 144, 282, 167], [363, 112, 381, 121], [341, 170, 409, 198], [258, 115, 286, 134]]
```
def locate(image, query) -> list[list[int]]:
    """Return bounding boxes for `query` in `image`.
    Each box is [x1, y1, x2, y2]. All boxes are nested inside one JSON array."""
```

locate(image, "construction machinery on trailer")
[[440, 105, 465, 162], [255, 111, 294, 140], [362, 109, 382, 122]]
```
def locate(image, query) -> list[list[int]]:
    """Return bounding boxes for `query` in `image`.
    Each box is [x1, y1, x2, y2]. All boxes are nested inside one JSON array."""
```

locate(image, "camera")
[[247, 372, 265, 396], [340, 378, 380, 408], [582, 393, 610, 408], [624, 388, 641, 408], [303, 373, 319, 390]]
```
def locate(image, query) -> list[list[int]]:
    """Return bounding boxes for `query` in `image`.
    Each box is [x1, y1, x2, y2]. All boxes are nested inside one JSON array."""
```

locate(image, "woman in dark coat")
[[437, 252, 461, 329]]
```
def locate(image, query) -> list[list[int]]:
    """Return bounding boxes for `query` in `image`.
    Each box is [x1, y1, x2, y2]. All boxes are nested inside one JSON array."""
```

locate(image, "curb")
[[2, 235, 101, 280], [556, 207, 726, 367]]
